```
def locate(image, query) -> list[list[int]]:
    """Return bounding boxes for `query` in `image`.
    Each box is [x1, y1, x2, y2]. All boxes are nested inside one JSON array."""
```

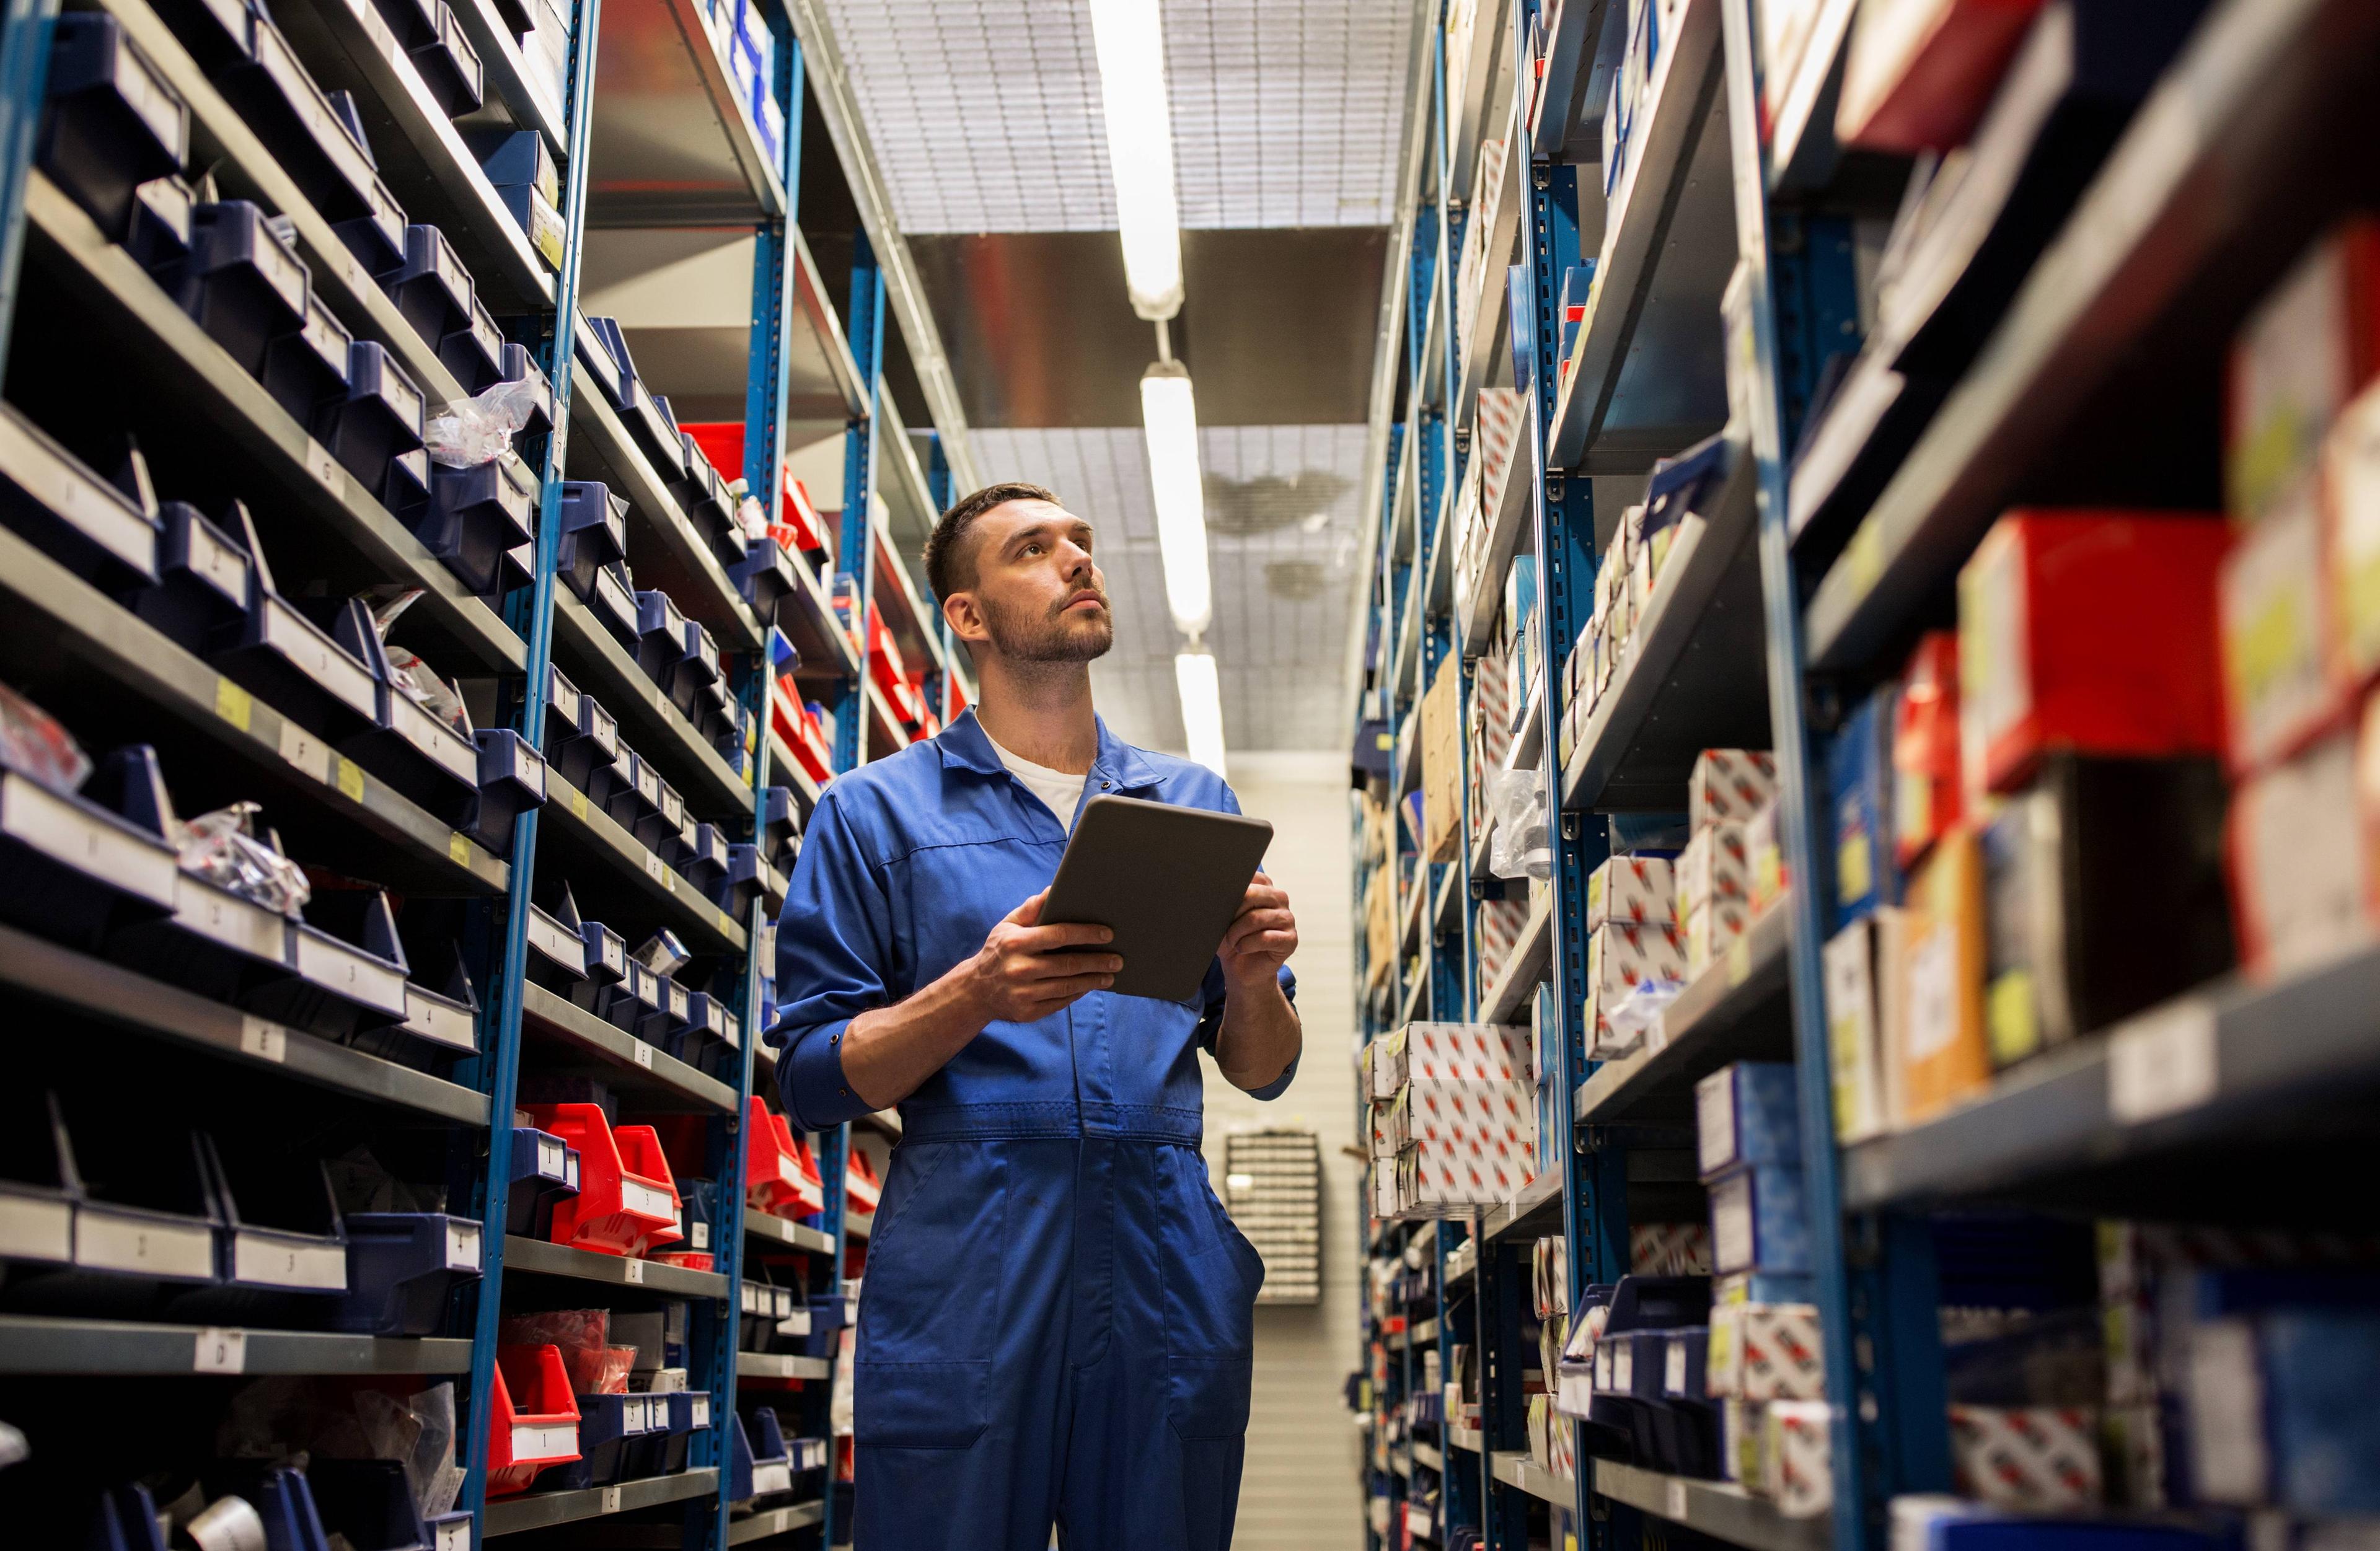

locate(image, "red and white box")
[[1404, 1076, 1538, 1154], [1958, 512, 2229, 797], [1763, 1400, 1833, 1518], [2323, 378, 2380, 690], [1368, 1027, 1409, 1098], [1405, 1021, 1533, 1083], [1740, 1304, 1825, 1403], [2229, 219, 2380, 524], [1948, 1405, 2103, 1511], [1630, 1221, 1711, 1277], [1686, 896, 1752, 980], [1678, 821, 1750, 913], [1689, 750, 1777, 833], [2219, 480, 2341, 774], [1396, 1123, 1538, 1214], [2229, 721, 2371, 977], [1585, 921, 1688, 1057], [1588, 855, 1675, 931]]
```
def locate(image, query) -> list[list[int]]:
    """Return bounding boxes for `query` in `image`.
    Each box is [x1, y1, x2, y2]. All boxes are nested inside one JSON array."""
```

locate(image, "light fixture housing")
[[1141, 360, 1212, 638], [1088, 0, 1185, 321], [1175, 651, 1227, 777]]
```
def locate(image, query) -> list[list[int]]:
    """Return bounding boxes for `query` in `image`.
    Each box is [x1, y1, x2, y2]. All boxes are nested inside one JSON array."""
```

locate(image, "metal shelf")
[[1802, 0, 2380, 670], [0, 492, 506, 896], [568, 325, 765, 652], [270, 0, 557, 312], [844, 1210, 872, 1241], [1574, 901, 1792, 1128], [1593, 1461, 1828, 1551], [746, 1213, 835, 1255], [588, 0, 787, 224], [1453, 139, 1524, 434], [1841, 941, 2380, 1215], [1447, 0, 1515, 200], [20, 174, 522, 676], [1480, 893, 1552, 1024], [1447, 1424, 1484, 1455], [729, 1501, 826, 1544], [551, 592, 754, 824], [1395, 574, 1423, 701], [1413, 1439, 1445, 1472], [0, 922, 490, 1125], [738, 1352, 832, 1380], [1490, 1451, 1574, 1507], [1761, 0, 1861, 194], [520, 983, 738, 1113], [1559, 441, 1766, 812], [446, 0, 568, 155], [0, 1316, 470, 1375], [1481, 1166, 1563, 1244], [1456, 410, 1536, 656], [483, 1469, 723, 1538], [503, 1235, 731, 1299], [541, 771, 751, 954], [1544, 0, 1733, 474]]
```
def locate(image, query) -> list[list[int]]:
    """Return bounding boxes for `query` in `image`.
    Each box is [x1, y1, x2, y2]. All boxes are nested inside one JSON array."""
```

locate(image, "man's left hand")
[[1219, 871, 1297, 989]]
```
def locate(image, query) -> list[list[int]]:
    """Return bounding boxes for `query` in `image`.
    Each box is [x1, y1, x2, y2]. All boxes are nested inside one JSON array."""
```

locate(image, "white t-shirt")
[[987, 735, 1091, 833]]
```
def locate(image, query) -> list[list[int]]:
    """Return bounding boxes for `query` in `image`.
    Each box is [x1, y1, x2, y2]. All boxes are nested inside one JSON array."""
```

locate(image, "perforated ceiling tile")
[[820, 0, 1414, 233], [969, 424, 1368, 752]]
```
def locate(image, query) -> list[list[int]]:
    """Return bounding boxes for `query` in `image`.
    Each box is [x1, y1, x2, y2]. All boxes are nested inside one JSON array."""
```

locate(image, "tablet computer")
[[1040, 794, 1274, 1002]]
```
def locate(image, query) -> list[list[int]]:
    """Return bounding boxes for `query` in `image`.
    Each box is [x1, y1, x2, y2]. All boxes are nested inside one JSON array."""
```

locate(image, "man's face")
[[953, 499, 1113, 663]]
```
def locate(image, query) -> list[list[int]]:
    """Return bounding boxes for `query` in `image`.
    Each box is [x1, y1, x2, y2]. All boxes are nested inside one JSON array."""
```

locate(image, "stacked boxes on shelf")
[[1365, 1022, 1536, 1217]]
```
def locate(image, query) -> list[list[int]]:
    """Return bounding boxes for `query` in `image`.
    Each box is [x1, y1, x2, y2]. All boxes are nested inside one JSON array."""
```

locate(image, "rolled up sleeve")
[[771, 794, 894, 1131]]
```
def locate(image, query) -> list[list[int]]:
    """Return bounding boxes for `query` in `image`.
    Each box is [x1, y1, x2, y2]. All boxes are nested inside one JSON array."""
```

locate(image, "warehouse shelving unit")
[[0, 0, 967, 1547], [1350, 2, 2380, 1550]]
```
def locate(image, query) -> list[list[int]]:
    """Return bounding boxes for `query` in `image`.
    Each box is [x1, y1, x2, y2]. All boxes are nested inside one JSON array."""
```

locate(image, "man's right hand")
[[963, 890, 1121, 1022]]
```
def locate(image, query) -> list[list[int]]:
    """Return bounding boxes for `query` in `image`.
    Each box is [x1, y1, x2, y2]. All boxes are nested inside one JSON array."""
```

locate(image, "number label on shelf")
[[643, 851, 668, 886], [623, 1258, 645, 1285], [0, 1194, 71, 1262], [600, 1487, 622, 1514], [238, 1017, 287, 1063], [193, 1327, 247, 1373], [306, 441, 345, 497], [632, 1040, 654, 1070], [1666, 1479, 1688, 1519], [434, 1522, 469, 1551], [2108, 1000, 2218, 1124]]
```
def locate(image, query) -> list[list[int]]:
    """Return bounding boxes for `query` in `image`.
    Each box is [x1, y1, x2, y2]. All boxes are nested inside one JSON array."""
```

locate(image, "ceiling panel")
[[967, 424, 1370, 753], [819, 0, 1414, 234]]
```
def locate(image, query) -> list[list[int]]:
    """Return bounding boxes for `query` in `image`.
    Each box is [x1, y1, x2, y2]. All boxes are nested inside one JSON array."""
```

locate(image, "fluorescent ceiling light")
[[1088, 0, 1184, 320], [1175, 651, 1227, 778], [1141, 361, 1212, 638]]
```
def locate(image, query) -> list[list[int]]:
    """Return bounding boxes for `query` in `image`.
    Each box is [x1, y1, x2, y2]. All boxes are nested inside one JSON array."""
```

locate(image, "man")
[[770, 481, 1302, 1551]]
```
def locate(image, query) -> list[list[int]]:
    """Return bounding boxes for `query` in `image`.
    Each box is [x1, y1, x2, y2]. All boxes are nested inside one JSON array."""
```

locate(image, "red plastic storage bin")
[[521, 1102, 684, 1257], [678, 421, 833, 558], [749, 1107, 823, 1219], [487, 1344, 581, 1495], [845, 1146, 881, 1218]]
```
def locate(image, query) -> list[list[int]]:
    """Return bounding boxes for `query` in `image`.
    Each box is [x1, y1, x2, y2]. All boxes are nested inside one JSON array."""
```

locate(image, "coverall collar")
[[935, 706, 1166, 796]]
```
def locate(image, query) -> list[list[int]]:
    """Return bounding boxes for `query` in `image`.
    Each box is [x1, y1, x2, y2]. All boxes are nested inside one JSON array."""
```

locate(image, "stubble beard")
[[984, 591, 1114, 665]]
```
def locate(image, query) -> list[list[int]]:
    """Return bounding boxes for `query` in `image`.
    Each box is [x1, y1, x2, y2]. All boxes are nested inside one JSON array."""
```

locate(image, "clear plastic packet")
[[423, 377, 543, 469], [369, 592, 470, 734], [0, 680, 92, 795], [1488, 766, 1552, 881], [177, 804, 311, 916], [1603, 976, 1685, 1050], [500, 1309, 614, 1394], [735, 494, 769, 543]]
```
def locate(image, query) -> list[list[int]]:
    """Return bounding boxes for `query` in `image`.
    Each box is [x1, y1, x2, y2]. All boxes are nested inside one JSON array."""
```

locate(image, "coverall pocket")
[[1165, 1354, 1253, 1439], [856, 1143, 1005, 1364], [855, 1359, 992, 1449]]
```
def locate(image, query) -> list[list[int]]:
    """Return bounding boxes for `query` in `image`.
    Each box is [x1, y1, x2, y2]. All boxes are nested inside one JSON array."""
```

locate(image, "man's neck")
[[972, 657, 1100, 775]]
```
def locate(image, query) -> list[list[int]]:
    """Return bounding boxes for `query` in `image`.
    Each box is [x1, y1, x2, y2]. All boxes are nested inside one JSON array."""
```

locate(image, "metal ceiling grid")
[[968, 424, 1368, 753], [819, 0, 1414, 233]]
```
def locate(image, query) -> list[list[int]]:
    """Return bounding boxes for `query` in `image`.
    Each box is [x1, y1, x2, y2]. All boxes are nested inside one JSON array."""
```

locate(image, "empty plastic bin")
[[201, 1133, 348, 1298], [626, 379, 681, 473], [409, 4, 482, 117], [589, 559, 641, 645], [708, 843, 762, 920], [521, 1103, 684, 1257], [498, 343, 553, 437], [557, 482, 627, 604], [218, 19, 377, 221], [262, 289, 353, 426], [487, 1344, 581, 1496], [38, 14, 187, 241], [211, 519, 384, 740], [174, 201, 308, 380], [757, 785, 800, 869], [505, 1124, 579, 1239], [330, 169, 408, 283], [0, 1090, 78, 1270], [538, 1392, 659, 1490], [420, 455, 536, 597], [541, 666, 619, 792], [332, 1211, 481, 1335], [0, 738, 178, 951], [729, 535, 799, 623], [246, 887, 410, 1039], [438, 296, 506, 393], [384, 224, 474, 349], [315, 342, 426, 504], [465, 729, 546, 853]]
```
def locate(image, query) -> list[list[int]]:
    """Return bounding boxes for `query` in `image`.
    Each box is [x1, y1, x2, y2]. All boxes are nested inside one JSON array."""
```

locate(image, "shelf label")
[[0, 1194, 71, 1262], [444, 1221, 482, 1270], [511, 1423, 576, 1459], [77, 1210, 214, 1278], [690, 1221, 710, 1250], [643, 851, 668, 885], [278, 719, 330, 783], [2108, 1000, 2218, 1125], [435, 1521, 469, 1551], [620, 1180, 672, 1218], [1666, 1479, 1688, 1520], [214, 676, 254, 732], [306, 441, 345, 497], [193, 1327, 247, 1374], [601, 1487, 622, 1514], [537, 1135, 565, 1177], [449, 832, 472, 866], [178, 881, 283, 958], [337, 757, 366, 803], [1726, 933, 1752, 987], [234, 1232, 347, 1290], [632, 1040, 654, 1070], [238, 1017, 287, 1063], [570, 789, 589, 821], [690, 1394, 710, 1428], [623, 1258, 645, 1285]]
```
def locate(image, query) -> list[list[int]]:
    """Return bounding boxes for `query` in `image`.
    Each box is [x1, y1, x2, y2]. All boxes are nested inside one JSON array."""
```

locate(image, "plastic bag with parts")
[[177, 803, 310, 916], [1488, 766, 1552, 881], [423, 377, 543, 469]]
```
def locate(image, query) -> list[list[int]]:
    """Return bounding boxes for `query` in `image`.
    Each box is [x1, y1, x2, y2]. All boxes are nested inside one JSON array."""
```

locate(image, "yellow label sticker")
[[1726, 933, 1752, 988], [449, 832, 472, 866], [721, 909, 738, 938], [571, 789, 589, 820], [1843, 521, 1885, 602], [214, 677, 253, 732], [1837, 831, 1872, 908], [335, 757, 366, 802]]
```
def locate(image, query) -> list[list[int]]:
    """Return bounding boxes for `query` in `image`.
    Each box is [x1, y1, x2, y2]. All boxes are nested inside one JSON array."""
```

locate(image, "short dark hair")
[[924, 481, 1061, 601]]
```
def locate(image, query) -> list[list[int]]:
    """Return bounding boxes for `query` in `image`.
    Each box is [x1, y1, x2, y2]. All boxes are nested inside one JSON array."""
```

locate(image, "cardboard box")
[[2229, 219, 2380, 525], [1404, 1021, 1532, 1083], [1585, 920, 1688, 1057], [1370, 1027, 1408, 1098], [1678, 820, 1749, 913], [1895, 825, 1992, 1125], [1689, 749, 1778, 832], [2186, 1309, 2380, 1514], [1835, 0, 2049, 154], [1588, 854, 1676, 932], [1978, 755, 2234, 1068], [1948, 1405, 2103, 1510], [1421, 661, 1463, 864], [1824, 915, 1891, 1145], [1894, 631, 1963, 870], [1395, 1124, 1536, 1215], [1404, 1075, 1537, 1155], [1763, 1399, 1833, 1518], [2326, 378, 2380, 691], [2219, 480, 2342, 773], [1630, 1221, 1711, 1277], [1685, 896, 1751, 980], [1710, 1164, 1814, 1275], [1724, 1397, 1765, 1485], [1833, 687, 1898, 920], [2229, 724, 2370, 977], [1742, 1304, 1825, 1403], [1959, 512, 2229, 797], [1695, 1062, 1801, 1180], [1747, 798, 1787, 916]]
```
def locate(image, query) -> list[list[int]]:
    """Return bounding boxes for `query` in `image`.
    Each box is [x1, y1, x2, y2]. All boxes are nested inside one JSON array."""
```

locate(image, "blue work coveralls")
[[770, 709, 1297, 1550]]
